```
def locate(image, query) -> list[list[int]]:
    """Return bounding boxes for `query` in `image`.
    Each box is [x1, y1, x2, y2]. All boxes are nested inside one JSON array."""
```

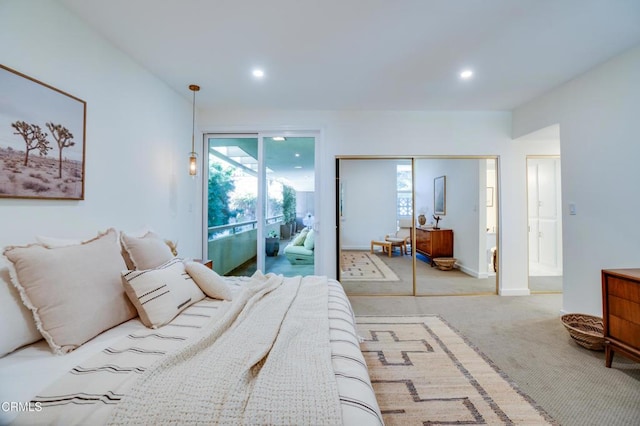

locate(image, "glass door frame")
[[202, 133, 259, 275], [257, 131, 319, 273], [202, 130, 320, 275]]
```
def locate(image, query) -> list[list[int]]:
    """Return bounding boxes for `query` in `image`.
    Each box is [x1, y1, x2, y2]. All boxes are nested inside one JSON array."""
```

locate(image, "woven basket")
[[561, 313, 604, 351], [433, 257, 457, 271]]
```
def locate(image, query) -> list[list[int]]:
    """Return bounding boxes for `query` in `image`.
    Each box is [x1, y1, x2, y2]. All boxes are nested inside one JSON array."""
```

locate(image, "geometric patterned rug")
[[357, 316, 557, 425], [340, 251, 400, 281]]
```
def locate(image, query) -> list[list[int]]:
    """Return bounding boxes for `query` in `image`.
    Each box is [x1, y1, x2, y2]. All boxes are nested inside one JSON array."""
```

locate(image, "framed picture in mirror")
[[434, 175, 446, 215]]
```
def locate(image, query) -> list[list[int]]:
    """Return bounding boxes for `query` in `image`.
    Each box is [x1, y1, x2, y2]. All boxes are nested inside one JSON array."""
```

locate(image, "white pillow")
[[121, 259, 205, 328], [3, 228, 137, 354], [35, 235, 83, 248], [120, 231, 174, 270], [124, 226, 153, 238], [184, 261, 233, 301], [36, 229, 110, 248], [0, 267, 42, 357]]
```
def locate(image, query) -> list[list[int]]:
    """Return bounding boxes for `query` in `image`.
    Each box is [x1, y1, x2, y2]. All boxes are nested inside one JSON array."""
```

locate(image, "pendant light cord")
[[191, 88, 196, 153], [189, 84, 200, 153]]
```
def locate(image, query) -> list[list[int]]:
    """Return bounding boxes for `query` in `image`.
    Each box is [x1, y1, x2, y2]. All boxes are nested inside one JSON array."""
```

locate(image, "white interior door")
[[527, 164, 539, 263], [527, 158, 562, 275]]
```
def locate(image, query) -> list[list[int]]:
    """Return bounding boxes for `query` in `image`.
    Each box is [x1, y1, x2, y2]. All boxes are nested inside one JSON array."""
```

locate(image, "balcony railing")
[[207, 215, 284, 275], [208, 215, 284, 240]]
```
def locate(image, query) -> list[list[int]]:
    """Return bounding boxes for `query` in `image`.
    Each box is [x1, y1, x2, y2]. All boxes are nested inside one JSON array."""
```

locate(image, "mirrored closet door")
[[337, 158, 414, 296], [337, 156, 499, 296]]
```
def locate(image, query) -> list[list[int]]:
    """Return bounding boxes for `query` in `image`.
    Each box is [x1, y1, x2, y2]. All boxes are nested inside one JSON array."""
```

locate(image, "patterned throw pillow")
[[121, 258, 205, 328]]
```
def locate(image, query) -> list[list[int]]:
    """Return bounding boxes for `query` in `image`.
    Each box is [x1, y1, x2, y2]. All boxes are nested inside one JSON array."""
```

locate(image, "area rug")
[[340, 250, 400, 281], [356, 316, 557, 425]]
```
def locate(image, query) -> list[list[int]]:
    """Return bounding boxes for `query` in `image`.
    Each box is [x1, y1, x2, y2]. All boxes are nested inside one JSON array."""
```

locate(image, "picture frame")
[[486, 187, 494, 207], [339, 181, 345, 218], [434, 175, 446, 215], [0, 64, 86, 200]]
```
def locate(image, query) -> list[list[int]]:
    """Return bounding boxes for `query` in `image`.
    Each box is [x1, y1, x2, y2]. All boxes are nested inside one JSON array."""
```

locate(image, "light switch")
[[569, 203, 576, 215]]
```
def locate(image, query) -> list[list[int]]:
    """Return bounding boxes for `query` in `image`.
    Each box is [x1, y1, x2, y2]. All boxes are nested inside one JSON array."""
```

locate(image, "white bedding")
[[0, 319, 145, 425], [0, 276, 382, 425]]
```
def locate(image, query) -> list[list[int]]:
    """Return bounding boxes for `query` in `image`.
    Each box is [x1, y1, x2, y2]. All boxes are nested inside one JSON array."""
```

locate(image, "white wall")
[[0, 1, 201, 259], [513, 44, 640, 315], [339, 159, 398, 249], [296, 191, 314, 220], [200, 109, 550, 295], [0, 0, 585, 301]]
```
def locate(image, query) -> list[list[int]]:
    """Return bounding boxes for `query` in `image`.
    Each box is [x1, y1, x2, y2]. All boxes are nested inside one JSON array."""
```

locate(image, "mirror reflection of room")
[[338, 157, 498, 296], [339, 159, 413, 296]]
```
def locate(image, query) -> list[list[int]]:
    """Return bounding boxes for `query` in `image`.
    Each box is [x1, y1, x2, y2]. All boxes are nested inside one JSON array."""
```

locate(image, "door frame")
[[525, 154, 563, 292], [201, 128, 322, 275]]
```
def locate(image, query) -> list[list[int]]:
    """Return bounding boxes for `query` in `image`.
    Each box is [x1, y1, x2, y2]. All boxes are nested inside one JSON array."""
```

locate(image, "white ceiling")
[[59, 0, 640, 111]]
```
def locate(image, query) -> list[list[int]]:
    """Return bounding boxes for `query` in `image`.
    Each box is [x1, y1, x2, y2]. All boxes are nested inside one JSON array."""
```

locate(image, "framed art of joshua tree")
[[0, 64, 86, 200]]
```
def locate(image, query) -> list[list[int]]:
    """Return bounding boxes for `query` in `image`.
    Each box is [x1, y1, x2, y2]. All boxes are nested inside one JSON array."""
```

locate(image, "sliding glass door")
[[263, 135, 316, 276], [205, 135, 259, 276], [204, 133, 317, 277]]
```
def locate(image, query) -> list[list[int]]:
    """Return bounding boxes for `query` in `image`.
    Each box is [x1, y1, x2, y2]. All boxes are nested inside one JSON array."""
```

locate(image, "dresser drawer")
[[607, 277, 640, 302], [602, 269, 640, 367]]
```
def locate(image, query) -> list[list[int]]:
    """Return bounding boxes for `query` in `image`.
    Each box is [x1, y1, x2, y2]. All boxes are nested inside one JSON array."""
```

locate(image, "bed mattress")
[[0, 277, 381, 425]]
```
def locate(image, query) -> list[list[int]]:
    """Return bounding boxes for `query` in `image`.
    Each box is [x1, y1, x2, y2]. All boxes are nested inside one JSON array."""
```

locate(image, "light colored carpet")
[[341, 250, 399, 281], [350, 294, 640, 426], [529, 275, 563, 292], [358, 315, 556, 425]]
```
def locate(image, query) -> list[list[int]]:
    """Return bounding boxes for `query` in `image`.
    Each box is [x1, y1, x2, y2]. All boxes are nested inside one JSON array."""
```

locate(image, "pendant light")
[[188, 84, 200, 176]]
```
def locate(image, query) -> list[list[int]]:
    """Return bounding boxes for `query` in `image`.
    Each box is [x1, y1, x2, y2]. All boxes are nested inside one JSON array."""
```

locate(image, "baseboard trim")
[[499, 288, 531, 296], [457, 264, 488, 279]]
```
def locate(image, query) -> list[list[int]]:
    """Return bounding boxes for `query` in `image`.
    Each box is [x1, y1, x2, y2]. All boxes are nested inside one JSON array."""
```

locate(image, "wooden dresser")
[[601, 269, 640, 367], [415, 228, 453, 265]]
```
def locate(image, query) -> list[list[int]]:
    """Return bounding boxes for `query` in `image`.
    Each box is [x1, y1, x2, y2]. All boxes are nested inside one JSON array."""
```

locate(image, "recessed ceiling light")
[[272, 136, 285, 141], [460, 69, 473, 80], [295, 153, 300, 157], [294, 166, 302, 169], [252, 69, 264, 78]]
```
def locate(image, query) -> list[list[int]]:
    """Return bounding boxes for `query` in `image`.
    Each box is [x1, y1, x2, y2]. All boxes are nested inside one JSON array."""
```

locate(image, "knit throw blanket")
[[108, 272, 342, 425]]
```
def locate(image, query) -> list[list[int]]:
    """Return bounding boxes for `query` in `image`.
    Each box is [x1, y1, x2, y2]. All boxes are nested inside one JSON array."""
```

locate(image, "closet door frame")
[[336, 155, 500, 296]]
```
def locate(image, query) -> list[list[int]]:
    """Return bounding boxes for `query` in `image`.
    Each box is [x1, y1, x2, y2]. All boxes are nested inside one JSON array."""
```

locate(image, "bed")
[[0, 229, 382, 425]]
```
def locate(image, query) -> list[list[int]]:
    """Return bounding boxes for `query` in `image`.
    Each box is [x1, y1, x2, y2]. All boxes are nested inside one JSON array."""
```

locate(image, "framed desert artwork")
[[0, 64, 86, 200]]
